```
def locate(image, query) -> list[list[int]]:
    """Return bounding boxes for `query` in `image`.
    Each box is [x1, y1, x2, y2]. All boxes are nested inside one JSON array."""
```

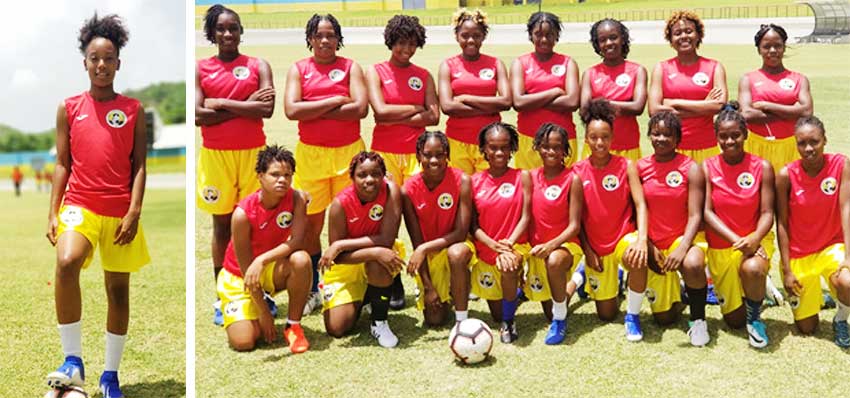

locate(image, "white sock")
[[104, 332, 126, 372], [570, 271, 584, 286], [286, 319, 300, 325], [552, 299, 567, 321], [836, 300, 850, 322], [58, 321, 82, 358], [627, 288, 644, 315], [455, 310, 468, 322]]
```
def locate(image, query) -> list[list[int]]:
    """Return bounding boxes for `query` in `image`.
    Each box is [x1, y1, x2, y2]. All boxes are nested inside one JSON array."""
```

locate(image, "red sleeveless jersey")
[[660, 56, 719, 150], [472, 168, 527, 264], [587, 60, 642, 150], [337, 181, 389, 239], [62, 92, 141, 217], [371, 61, 429, 154], [296, 56, 360, 147], [222, 189, 295, 276], [786, 153, 845, 258], [445, 54, 502, 144], [745, 69, 803, 140], [403, 167, 464, 242], [705, 153, 764, 249], [516, 52, 576, 139], [197, 55, 266, 150], [529, 166, 578, 245], [575, 156, 635, 256], [638, 153, 695, 250]]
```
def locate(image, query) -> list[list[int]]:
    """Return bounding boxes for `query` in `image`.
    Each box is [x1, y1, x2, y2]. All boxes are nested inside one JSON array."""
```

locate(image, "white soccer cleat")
[[302, 291, 322, 316], [687, 319, 710, 347], [370, 320, 399, 348], [765, 276, 785, 307]]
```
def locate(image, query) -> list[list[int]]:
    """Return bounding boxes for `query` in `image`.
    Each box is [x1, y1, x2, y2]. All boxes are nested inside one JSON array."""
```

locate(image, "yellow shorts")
[[677, 147, 720, 164], [414, 241, 477, 310], [197, 146, 262, 215], [217, 265, 277, 328], [581, 142, 641, 163], [745, 133, 796, 173], [448, 138, 488, 175], [321, 240, 405, 312], [470, 243, 531, 301], [376, 151, 420, 186], [523, 242, 583, 302], [707, 236, 775, 315], [56, 205, 150, 273], [516, 134, 578, 170], [585, 232, 637, 301], [784, 244, 846, 321], [644, 235, 704, 313], [294, 139, 365, 215]]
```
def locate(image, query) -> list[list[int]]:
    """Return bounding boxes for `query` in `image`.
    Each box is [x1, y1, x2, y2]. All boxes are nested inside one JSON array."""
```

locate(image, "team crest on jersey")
[[478, 68, 495, 80], [276, 211, 293, 229], [779, 78, 796, 91], [202, 186, 220, 203], [788, 295, 800, 309], [224, 301, 240, 315], [544, 185, 562, 200], [368, 204, 384, 221], [665, 170, 684, 188], [60, 206, 84, 227], [588, 275, 599, 291], [601, 174, 620, 191], [479, 271, 495, 289], [692, 72, 710, 86], [737, 172, 755, 189], [105, 109, 127, 128], [716, 293, 726, 307], [437, 193, 454, 209], [529, 275, 544, 292], [322, 282, 339, 303], [498, 183, 516, 198], [645, 288, 657, 304], [408, 76, 423, 91], [820, 177, 837, 195], [232, 66, 251, 80], [329, 69, 346, 82], [615, 73, 631, 87], [551, 64, 566, 77]]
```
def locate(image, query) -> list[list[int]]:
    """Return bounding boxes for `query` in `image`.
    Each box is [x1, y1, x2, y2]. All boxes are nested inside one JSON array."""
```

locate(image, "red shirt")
[[638, 153, 695, 250], [222, 189, 295, 277], [445, 54, 501, 144], [661, 56, 719, 150], [403, 167, 463, 242], [296, 56, 360, 147], [337, 181, 388, 239], [516, 52, 576, 139], [587, 61, 642, 150], [575, 156, 635, 256], [197, 55, 265, 150], [786, 153, 845, 258], [529, 166, 578, 246], [472, 168, 527, 264], [371, 61, 429, 154], [62, 92, 141, 217], [705, 153, 764, 249], [745, 69, 803, 140]]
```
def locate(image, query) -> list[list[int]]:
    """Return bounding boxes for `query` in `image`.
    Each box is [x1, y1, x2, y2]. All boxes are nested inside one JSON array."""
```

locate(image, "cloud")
[[10, 69, 40, 91]]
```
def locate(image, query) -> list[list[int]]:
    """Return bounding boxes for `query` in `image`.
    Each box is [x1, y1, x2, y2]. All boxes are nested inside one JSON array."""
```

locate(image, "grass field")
[[194, 41, 849, 397], [3, 188, 186, 397]]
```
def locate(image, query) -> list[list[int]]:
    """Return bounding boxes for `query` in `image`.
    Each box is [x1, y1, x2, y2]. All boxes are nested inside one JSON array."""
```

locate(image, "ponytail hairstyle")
[[713, 100, 747, 136], [580, 98, 615, 129]]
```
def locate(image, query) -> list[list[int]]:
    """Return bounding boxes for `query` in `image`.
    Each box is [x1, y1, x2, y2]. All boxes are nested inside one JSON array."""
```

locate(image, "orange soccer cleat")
[[283, 323, 310, 354]]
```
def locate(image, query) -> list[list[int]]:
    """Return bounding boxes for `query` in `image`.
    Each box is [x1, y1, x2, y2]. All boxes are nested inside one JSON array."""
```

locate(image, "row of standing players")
[[195, 6, 848, 352]]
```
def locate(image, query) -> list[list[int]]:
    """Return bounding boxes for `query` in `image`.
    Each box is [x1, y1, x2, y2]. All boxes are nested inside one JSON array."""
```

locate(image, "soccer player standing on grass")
[[46, 13, 148, 398], [776, 116, 850, 348], [285, 14, 369, 317], [196, 4, 275, 325]]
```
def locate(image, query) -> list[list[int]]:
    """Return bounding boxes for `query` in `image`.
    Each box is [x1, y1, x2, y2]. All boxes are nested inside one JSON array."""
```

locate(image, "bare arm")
[[608, 65, 647, 117], [681, 162, 705, 248], [663, 62, 727, 118], [438, 60, 488, 117], [506, 170, 532, 245], [840, 158, 850, 265], [752, 161, 776, 242], [194, 62, 237, 126], [324, 62, 370, 121], [648, 62, 675, 116], [545, 58, 580, 113], [251, 191, 308, 266], [331, 182, 403, 264], [457, 59, 512, 113], [283, 63, 350, 120], [775, 167, 793, 275], [739, 74, 771, 123], [366, 64, 422, 123], [753, 75, 813, 120], [47, 103, 71, 245], [378, 73, 440, 127], [112, 105, 147, 246], [536, 175, 583, 255], [702, 162, 741, 244], [511, 58, 563, 112], [206, 59, 275, 119]]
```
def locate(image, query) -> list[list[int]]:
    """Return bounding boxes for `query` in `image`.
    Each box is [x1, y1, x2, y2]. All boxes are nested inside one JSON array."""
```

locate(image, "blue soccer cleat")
[[99, 371, 124, 398], [575, 262, 588, 300], [46, 355, 85, 389], [264, 293, 278, 318], [747, 320, 769, 349], [833, 318, 850, 348], [706, 282, 719, 305], [624, 313, 643, 342], [544, 319, 567, 345]]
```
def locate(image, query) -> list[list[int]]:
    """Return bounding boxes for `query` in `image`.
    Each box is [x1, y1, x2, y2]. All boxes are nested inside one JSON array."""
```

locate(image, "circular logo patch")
[[602, 174, 620, 191], [588, 275, 600, 291], [437, 193, 454, 210], [779, 78, 796, 91], [478, 68, 495, 80], [737, 172, 755, 189], [529, 275, 544, 292], [408, 76, 423, 91], [692, 72, 710, 86], [202, 186, 220, 204], [368, 204, 384, 221], [479, 271, 495, 288], [820, 177, 838, 195], [322, 283, 339, 303], [544, 185, 562, 200], [59, 207, 84, 227], [665, 171, 684, 188], [551, 64, 566, 77], [615, 73, 631, 87], [224, 301, 240, 315], [232, 66, 250, 80], [716, 293, 726, 307], [645, 288, 657, 304], [276, 211, 293, 229], [105, 109, 127, 128], [788, 295, 800, 309], [497, 183, 516, 198], [329, 69, 346, 82]]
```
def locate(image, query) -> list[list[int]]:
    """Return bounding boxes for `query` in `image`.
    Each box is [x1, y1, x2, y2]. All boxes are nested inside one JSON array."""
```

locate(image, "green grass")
[[0, 158, 185, 178], [3, 189, 186, 397], [195, 42, 849, 397]]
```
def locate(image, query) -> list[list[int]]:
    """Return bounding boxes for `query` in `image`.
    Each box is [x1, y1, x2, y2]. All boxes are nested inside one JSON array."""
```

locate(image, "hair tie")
[[721, 103, 736, 112]]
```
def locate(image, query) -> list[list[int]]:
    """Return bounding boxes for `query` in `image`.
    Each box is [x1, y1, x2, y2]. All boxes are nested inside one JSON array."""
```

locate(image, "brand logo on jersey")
[[437, 193, 454, 209], [665, 170, 684, 188], [303, 72, 313, 79], [820, 177, 837, 195], [779, 78, 796, 91], [368, 204, 384, 221], [737, 172, 755, 189], [602, 174, 620, 191], [551, 64, 566, 77], [322, 282, 339, 303], [478, 68, 495, 80], [329, 69, 346, 82], [588, 275, 599, 291], [453, 72, 463, 78], [529, 275, 544, 292], [692, 72, 710, 86], [615, 73, 631, 87], [232, 66, 250, 80], [667, 72, 678, 80], [479, 271, 495, 289], [105, 110, 127, 128], [408, 76, 423, 91], [59, 206, 84, 227], [498, 183, 516, 198], [207, 71, 220, 80], [75, 114, 89, 121], [276, 211, 293, 229], [544, 185, 562, 200], [645, 288, 657, 304], [202, 186, 220, 204], [788, 295, 800, 309], [224, 301, 240, 315]]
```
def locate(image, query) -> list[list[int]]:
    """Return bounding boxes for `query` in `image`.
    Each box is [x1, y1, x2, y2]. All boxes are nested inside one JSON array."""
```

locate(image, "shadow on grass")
[[330, 312, 427, 348], [121, 378, 186, 398]]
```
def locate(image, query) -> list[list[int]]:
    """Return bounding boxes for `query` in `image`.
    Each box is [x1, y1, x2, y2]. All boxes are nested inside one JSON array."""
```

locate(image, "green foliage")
[[125, 82, 186, 124], [0, 124, 54, 152]]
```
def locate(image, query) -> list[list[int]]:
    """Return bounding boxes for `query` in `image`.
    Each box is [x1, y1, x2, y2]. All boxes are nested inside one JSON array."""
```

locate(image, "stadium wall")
[[196, 0, 406, 13]]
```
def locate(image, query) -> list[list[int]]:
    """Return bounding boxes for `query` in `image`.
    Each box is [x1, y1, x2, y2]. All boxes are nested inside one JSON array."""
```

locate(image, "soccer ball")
[[44, 387, 89, 398], [449, 318, 493, 364]]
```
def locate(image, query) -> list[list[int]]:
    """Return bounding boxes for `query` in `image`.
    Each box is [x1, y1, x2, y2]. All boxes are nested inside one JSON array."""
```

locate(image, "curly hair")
[[384, 15, 426, 49], [452, 8, 489, 38], [532, 123, 571, 159], [754, 23, 788, 47], [203, 4, 242, 44], [580, 98, 615, 128], [305, 14, 344, 51], [526, 12, 562, 43], [795, 115, 826, 137], [78, 13, 129, 55], [714, 101, 747, 136], [648, 111, 682, 143], [255, 144, 296, 174], [416, 130, 450, 160], [664, 10, 704, 48], [590, 18, 631, 58], [478, 122, 519, 156], [349, 151, 387, 179]]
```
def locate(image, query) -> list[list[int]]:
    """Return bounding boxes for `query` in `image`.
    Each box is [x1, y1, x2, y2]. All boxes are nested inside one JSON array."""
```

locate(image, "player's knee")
[[325, 322, 349, 338], [834, 269, 850, 292], [795, 317, 818, 335], [289, 251, 312, 275], [653, 310, 678, 326], [597, 310, 617, 322], [546, 251, 570, 273], [229, 335, 256, 352], [105, 280, 130, 307], [740, 258, 767, 280], [424, 306, 447, 328], [723, 308, 746, 329], [56, 253, 84, 279], [447, 243, 472, 266], [680, 257, 705, 278]]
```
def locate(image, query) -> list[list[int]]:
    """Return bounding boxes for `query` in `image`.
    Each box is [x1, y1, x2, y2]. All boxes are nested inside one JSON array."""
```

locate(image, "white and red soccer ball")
[[449, 318, 493, 364]]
